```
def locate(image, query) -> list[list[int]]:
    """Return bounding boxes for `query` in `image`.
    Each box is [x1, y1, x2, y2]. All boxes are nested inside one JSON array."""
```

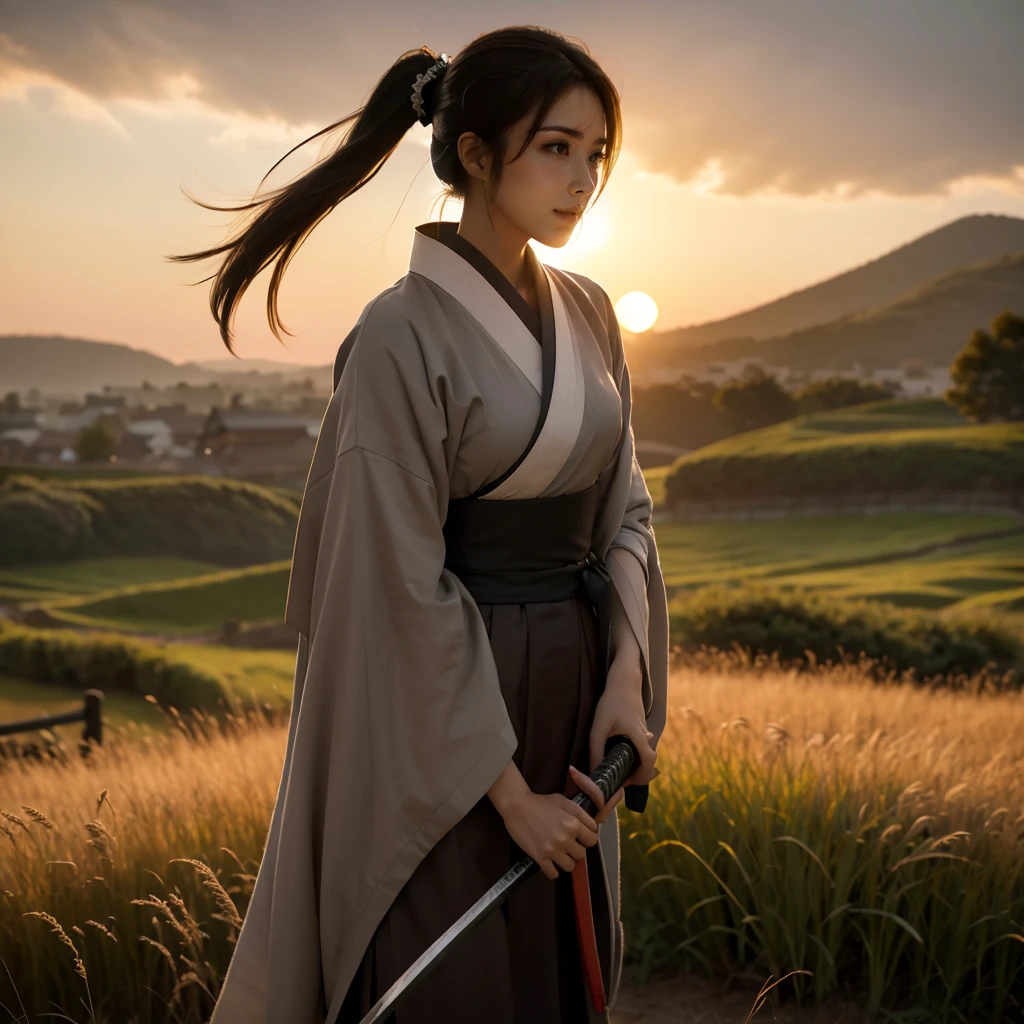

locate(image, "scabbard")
[[571, 852, 606, 1013]]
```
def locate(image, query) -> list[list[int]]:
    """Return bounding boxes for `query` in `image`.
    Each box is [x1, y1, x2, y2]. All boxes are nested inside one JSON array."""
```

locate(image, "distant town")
[[0, 349, 947, 490], [0, 374, 333, 491]]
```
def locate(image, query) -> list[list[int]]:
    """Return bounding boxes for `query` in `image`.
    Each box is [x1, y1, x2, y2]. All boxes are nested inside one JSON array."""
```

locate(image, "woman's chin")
[[532, 227, 574, 248]]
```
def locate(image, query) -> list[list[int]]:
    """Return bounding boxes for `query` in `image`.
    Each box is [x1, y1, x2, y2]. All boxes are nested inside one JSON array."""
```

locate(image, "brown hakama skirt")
[[338, 590, 609, 1024]]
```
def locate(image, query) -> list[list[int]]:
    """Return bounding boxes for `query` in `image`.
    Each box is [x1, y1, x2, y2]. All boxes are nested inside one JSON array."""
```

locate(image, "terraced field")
[[655, 511, 1024, 613]]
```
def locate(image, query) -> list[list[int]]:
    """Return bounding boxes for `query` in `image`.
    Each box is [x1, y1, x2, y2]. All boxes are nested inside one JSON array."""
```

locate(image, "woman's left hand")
[[588, 650, 659, 789]]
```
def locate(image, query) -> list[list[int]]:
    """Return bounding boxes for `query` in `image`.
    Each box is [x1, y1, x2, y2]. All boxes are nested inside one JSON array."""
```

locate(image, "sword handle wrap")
[[570, 734, 637, 818]]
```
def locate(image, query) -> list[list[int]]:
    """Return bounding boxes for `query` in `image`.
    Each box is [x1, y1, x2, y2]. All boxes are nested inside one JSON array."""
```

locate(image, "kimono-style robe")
[[206, 220, 669, 1024]]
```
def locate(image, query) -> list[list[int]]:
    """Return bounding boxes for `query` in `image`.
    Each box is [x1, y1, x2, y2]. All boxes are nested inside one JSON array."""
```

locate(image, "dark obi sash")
[[443, 481, 615, 682]]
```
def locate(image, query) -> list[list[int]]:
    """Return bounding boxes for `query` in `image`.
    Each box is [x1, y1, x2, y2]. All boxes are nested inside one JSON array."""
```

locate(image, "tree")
[[2, 391, 20, 413], [713, 370, 798, 432], [75, 421, 118, 462], [796, 377, 891, 414], [945, 311, 1024, 422], [631, 381, 734, 449]]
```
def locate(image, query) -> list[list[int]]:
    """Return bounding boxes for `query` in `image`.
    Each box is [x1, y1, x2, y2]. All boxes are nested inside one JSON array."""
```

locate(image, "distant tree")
[[631, 381, 734, 449], [713, 370, 798, 432], [2, 391, 20, 412], [796, 377, 891, 413], [75, 421, 118, 462], [230, 391, 246, 410], [946, 311, 1024, 422]]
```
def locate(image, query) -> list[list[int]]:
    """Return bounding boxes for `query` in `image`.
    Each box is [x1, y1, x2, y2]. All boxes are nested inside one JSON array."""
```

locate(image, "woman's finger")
[[568, 764, 606, 811], [594, 786, 624, 824], [621, 724, 658, 786], [561, 795, 598, 833]]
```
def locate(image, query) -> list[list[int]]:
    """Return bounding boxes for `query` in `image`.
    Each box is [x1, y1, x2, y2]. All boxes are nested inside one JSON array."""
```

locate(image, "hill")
[[0, 335, 215, 392], [668, 250, 1024, 372], [0, 473, 300, 565], [0, 335, 328, 393], [663, 398, 1024, 504], [635, 212, 1024, 355]]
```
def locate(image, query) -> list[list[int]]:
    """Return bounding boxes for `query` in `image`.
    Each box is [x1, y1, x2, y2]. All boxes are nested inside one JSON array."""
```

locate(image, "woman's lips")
[[554, 209, 579, 221]]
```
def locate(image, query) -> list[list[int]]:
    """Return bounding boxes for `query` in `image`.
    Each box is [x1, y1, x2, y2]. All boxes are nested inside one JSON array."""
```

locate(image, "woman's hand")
[[589, 641, 658, 791], [499, 789, 600, 880]]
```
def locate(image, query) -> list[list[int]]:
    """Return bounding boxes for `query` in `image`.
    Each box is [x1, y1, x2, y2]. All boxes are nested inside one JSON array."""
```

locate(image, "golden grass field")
[[2, 660, 1023, 1022]]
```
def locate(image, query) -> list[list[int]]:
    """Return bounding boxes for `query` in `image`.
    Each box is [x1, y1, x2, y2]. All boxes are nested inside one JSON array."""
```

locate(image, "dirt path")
[[612, 976, 870, 1024]]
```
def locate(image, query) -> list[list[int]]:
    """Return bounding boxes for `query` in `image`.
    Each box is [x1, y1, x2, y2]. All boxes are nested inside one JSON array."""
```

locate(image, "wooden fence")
[[0, 689, 104, 755]]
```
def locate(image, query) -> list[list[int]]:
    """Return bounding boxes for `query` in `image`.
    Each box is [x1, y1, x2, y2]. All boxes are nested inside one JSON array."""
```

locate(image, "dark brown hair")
[[169, 25, 622, 352]]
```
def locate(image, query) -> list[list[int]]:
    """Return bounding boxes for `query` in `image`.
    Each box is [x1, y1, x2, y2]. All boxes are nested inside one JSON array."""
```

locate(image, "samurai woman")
[[175, 24, 668, 1024]]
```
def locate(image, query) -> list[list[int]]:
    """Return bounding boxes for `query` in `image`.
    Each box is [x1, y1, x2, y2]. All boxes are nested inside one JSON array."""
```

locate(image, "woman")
[[175, 25, 669, 1024]]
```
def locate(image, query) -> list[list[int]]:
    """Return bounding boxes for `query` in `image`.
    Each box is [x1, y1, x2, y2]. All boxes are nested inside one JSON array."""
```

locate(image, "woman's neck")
[[457, 204, 534, 308]]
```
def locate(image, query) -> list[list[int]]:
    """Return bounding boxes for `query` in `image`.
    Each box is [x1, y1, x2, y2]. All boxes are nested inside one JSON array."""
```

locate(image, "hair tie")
[[411, 53, 450, 126]]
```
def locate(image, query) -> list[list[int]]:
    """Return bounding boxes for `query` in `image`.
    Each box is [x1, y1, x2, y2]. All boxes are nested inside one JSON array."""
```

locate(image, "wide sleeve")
[[241, 296, 518, 1021]]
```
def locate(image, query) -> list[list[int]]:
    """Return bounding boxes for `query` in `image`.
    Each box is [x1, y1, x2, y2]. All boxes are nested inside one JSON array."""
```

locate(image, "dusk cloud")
[[1, 0, 1021, 198]]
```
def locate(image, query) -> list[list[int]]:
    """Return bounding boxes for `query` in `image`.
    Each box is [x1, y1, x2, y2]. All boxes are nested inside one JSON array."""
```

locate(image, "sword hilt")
[[570, 734, 638, 818]]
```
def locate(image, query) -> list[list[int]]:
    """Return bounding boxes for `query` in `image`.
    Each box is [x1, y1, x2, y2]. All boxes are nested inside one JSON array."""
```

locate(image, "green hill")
[[664, 398, 1024, 503], [0, 474, 300, 566]]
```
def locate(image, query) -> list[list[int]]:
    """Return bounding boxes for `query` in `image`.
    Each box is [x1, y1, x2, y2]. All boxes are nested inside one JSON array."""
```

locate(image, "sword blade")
[[359, 855, 539, 1024], [356, 737, 637, 1024]]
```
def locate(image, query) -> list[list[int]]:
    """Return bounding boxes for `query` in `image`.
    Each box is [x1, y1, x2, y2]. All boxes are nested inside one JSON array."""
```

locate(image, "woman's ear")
[[457, 131, 493, 183]]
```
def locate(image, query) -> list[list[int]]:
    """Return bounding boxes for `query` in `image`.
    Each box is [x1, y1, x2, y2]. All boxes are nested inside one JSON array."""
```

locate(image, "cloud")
[[1, 0, 1021, 197]]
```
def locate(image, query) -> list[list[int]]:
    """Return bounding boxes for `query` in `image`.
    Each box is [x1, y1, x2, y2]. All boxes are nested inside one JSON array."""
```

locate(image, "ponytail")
[[169, 47, 445, 352], [171, 28, 622, 354]]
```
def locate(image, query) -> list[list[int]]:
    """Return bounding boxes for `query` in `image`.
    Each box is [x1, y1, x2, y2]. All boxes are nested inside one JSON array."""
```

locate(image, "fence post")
[[83, 689, 104, 747]]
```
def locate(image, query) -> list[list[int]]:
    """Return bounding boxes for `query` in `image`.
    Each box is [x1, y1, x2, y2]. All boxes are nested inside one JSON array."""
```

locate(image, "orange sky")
[[1, 2, 1022, 367]]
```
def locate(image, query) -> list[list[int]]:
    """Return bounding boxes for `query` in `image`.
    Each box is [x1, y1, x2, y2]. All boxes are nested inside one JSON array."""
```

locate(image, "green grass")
[[664, 398, 1024, 503], [0, 556, 221, 603], [42, 561, 290, 633], [655, 512, 1024, 613], [642, 464, 670, 508], [0, 638, 295, 714], [1, 473, 300, 566], [162, 643, 296, 704]]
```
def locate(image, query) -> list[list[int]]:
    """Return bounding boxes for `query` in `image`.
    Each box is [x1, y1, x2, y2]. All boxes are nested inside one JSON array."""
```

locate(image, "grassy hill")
[[667, 251, 1024, 372], [655, 512, 1024, 615], [0, 473, 300, 566], [634, 212, 1024, 353], [664, 398, 1024, 503]]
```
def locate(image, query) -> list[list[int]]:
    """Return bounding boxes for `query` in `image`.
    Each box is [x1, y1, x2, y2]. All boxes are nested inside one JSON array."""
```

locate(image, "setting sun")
[[614, 291, 659, 333]]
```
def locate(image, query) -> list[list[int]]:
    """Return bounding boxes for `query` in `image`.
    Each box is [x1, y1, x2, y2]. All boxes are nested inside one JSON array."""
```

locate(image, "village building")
[[194, 408, 320, 489]]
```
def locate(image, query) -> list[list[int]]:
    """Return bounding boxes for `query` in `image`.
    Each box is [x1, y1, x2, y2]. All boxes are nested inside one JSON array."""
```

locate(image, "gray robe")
[[207, 222, 670, 1024]]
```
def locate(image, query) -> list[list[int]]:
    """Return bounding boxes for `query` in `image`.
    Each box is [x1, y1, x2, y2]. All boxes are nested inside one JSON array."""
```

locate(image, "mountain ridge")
[[641, 212, 1024, 350]]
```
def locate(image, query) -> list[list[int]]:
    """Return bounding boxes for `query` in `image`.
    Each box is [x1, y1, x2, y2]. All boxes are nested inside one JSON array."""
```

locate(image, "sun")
[[614, 291, 659, 334]]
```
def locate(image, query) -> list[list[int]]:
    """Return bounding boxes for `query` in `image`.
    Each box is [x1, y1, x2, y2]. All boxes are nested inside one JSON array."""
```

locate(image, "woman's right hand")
[[499, 789, 600, 880]]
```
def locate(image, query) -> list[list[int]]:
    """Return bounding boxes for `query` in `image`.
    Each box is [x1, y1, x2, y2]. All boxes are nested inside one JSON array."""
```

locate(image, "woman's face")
[[474, 85, 608, 248]]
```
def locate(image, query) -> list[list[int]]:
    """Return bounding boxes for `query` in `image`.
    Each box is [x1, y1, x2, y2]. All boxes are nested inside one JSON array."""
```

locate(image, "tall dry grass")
[[619, 653, 1024, 1022], [0, 702, 284, 1023], [0, 660, 1022, 1021]]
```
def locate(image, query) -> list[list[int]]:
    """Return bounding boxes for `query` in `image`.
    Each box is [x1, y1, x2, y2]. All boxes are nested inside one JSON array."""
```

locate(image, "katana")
[[358, 735, 638, 1024]]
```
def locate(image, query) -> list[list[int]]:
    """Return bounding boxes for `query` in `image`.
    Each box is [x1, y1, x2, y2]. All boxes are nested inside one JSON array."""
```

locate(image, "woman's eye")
[[546, 141, 607, 163]]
